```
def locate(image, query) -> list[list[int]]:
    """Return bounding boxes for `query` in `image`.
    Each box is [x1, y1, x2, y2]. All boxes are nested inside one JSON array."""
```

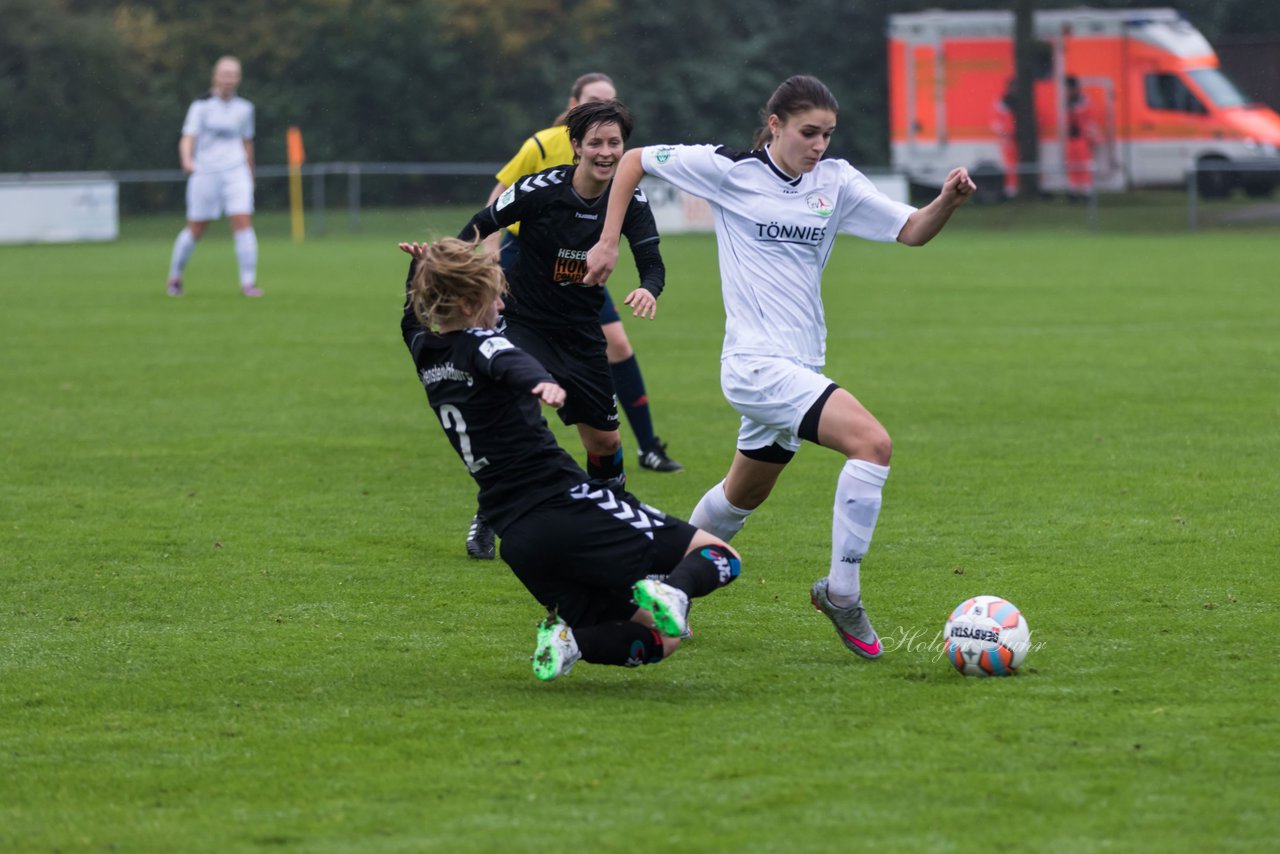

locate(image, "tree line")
[[4, 0, 1276, 182]]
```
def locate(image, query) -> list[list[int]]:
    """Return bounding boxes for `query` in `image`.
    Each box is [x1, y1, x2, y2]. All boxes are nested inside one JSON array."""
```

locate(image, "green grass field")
[[2, 208, 1278, 852]]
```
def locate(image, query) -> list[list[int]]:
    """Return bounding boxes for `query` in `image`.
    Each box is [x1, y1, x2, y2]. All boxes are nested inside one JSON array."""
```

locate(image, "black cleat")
[[638, 437, 684, 473], [465, 514, 496, 560]]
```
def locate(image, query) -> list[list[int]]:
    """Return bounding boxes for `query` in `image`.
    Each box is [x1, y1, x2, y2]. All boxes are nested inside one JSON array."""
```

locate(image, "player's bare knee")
[[867, 430, 892, 465], [851, 427, 891, 465], [660, 635, 681, 658], [593, 435, 621, 455], [605, 337, 633, 363]]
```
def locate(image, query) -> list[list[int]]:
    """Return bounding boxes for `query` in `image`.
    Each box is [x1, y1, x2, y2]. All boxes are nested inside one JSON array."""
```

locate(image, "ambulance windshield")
[[1188, 69, 1249, 109]]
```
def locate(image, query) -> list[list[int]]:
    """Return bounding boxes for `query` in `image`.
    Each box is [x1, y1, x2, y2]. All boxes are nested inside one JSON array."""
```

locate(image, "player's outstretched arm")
[[623, 289, 657, 319], [897, 167, 976, 247], [398, 241, 427, 260], [480, 181, 507, 257], [622, 239, 665, 320], [531, 381, 565, 408], [584, 149, 647, 285]]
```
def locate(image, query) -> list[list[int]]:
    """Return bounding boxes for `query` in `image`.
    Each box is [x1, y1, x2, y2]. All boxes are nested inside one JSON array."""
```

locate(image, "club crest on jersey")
[[479, 336, 514, 359], [805, 192, 835, 217], [496, 186, 516, 211], [654, 146, 675, 164]]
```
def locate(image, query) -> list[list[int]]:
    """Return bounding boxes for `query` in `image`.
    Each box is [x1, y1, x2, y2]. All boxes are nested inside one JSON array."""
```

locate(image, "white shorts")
[[721, 354, 836, 453], [186, 164, 254, 221]]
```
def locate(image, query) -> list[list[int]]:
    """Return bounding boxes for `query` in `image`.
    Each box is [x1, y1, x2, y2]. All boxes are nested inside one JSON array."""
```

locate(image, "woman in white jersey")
[[584, 75, 975, 660], [166, 56, 261, 298]]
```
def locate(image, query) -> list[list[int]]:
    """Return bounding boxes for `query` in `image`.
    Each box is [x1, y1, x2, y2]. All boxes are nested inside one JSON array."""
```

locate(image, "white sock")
[[828, 459, 889, 605], [233, 228, 258, 287], [689, 480, 753, 542], [168, 227, 197, 280]]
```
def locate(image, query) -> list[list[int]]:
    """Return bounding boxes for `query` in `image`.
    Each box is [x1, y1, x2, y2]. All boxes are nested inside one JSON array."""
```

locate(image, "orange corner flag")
[[287, 127, 306, 241], [287, 126, 306, 166]]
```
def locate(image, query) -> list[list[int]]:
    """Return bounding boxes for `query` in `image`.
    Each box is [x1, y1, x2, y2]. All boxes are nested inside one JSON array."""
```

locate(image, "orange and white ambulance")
[[888, 7, 1280, 198]]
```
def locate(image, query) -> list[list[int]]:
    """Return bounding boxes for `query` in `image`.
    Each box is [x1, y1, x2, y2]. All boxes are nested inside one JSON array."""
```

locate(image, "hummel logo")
[[568, 484, 655, 539], [519, 171, 566, 193]]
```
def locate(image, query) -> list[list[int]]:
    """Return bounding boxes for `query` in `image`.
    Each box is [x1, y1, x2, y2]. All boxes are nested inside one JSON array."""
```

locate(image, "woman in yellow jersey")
[[464, 73, 683, 561]]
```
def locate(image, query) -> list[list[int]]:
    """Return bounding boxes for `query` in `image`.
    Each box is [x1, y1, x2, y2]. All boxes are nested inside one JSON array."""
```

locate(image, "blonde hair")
[[408, 237, 506, 330]]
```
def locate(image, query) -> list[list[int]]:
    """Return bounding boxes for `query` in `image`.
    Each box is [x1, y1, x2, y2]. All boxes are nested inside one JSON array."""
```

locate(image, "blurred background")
[[2, 0, 1279, 221]]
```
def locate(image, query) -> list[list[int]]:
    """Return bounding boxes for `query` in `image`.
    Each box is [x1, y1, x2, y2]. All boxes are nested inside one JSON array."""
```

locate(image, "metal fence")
[[0, 162, 503, 232], [4, 160, 1279, 235]]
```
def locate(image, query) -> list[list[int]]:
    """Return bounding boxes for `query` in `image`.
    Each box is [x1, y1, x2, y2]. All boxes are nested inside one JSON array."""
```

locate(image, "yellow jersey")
[[494, 125, 573, 236]]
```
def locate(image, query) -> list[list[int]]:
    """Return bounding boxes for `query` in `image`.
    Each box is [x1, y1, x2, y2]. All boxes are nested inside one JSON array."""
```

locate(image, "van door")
[[906, 44, 949, 162], [1129, 69, 1215, 187]]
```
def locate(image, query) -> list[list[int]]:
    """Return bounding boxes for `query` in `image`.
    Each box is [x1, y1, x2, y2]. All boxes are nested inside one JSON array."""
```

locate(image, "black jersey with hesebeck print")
[[403, 317, 586, 535], [458, 164, 664, 327]]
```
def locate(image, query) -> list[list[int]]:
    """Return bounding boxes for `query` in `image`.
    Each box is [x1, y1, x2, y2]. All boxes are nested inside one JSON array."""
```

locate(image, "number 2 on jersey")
[[439, 405, 490, 473]]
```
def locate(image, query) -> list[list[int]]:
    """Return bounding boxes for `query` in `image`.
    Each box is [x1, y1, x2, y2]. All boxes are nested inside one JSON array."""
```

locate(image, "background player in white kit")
[[166, 56, 261, 298], [585, 75, 976, 660]]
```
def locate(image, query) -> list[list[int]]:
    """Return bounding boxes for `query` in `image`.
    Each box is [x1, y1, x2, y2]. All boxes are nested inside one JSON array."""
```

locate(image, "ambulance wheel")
[[1195, 156, 1234, 199]]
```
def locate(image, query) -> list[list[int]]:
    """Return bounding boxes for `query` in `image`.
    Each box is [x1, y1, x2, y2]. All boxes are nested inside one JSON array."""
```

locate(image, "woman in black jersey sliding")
[[398, 237, 739, 681]]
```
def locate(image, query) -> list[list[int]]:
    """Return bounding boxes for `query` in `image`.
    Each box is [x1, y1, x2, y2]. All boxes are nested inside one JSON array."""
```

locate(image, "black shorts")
[[504, 319, 619, 432], [499, 485, 697, 627]]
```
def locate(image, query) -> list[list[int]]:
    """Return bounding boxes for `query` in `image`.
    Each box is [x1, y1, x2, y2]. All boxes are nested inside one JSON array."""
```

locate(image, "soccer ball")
[[943, 595, 1031, 677]]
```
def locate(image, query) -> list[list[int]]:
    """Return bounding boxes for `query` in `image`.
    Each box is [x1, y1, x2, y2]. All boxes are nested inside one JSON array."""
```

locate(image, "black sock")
[[586, 449, 626, 487], [610, 355, 657, 453], [574, 621, 664, 666], [666, 544, 741, 599]]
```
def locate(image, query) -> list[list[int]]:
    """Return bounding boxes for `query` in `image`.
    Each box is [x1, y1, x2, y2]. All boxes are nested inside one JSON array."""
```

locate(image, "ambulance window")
[[1187, 69, 1247, 109], [1145, 73, 1208, 115]]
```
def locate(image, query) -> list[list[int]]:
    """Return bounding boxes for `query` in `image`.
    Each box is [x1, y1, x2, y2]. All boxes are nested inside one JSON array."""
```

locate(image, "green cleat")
[[532, 615, 580, 681], [632, 578, 690, 639]]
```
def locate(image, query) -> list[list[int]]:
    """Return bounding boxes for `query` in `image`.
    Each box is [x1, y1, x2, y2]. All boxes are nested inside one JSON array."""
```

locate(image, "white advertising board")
[[0, 177, 119, 243]]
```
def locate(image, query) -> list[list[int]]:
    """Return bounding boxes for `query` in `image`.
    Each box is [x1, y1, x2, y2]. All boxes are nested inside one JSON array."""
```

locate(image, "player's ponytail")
[[408, 238, 506, 330]]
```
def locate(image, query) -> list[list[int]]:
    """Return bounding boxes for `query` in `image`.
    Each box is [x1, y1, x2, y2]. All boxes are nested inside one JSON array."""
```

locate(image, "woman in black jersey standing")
[[462, 75, 682, 565], [398, 237, 739, 681], [454, 99, 664, 499]]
